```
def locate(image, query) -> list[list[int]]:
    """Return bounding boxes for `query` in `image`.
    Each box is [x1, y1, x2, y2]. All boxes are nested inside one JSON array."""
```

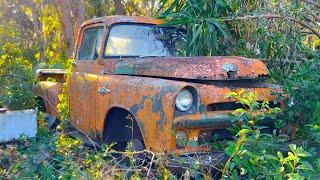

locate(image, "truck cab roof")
[[81, 15, 165, 28]]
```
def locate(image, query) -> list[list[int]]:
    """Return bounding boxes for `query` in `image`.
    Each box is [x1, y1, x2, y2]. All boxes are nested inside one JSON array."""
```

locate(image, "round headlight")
[[175, 88, 193, 111], [176, 131, 188, 148]]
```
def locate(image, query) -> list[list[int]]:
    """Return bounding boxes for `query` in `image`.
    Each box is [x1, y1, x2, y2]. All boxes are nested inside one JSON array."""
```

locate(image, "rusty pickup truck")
[[35, 15, 282, 165]]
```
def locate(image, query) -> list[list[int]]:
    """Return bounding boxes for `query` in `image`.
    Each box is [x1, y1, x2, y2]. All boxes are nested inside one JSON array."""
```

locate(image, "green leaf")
[[296, 161, 314, 171], [279, 166, 284, 172], [264, 155, 278, 160], [297, 151, 312, 157], [238, 90, 246, 96], [226, 92, 238, 98], [225, 141, 236, 156], [190, 23, 203, 45], [157, 0, 180, 17], [208, 18, 230, 39], [289, 144, 297, 152], [234, 108, 247, 113], [288, 152, 294, 157], [58, 94, 64, 101], [285, 155, 298, 161], [236, 129, 251, 136], [232, 169, 239, 179], [252, 101, 260, 109], [277, 151, 283, 159], [240, 98, 250, 106]]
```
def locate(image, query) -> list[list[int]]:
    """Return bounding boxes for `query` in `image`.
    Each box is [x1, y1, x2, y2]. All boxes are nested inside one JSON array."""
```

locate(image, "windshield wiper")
[[138, 55, 167, 58]]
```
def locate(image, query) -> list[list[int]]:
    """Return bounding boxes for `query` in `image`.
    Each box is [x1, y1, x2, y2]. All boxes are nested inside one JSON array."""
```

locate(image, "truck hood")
[[113, 56, 270, 80]]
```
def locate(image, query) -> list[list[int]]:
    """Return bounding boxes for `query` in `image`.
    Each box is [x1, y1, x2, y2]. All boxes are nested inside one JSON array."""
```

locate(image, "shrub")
[[0, 43, 35, 110], [221, 91, 316, 179], [272, 60, 320, 141]]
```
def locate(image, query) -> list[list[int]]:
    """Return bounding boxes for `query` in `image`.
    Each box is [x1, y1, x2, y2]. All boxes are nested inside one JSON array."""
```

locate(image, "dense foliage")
[[158, 0, 319, 60], [274, 60, 320, 142], [223, 91, 318, 179], [0, 43, 35, 110]]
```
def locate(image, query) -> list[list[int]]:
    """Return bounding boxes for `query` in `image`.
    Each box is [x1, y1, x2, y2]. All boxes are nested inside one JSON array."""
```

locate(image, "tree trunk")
[[72, 0, 86, 44], [27, 0, 45, 63], [113, 0, 124, 15], [54, 0, 74, 58], [150, 0, 156, 17]]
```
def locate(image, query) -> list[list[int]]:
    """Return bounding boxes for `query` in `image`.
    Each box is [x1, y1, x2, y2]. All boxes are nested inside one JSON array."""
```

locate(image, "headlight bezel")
[[174, 86, 197, 115]]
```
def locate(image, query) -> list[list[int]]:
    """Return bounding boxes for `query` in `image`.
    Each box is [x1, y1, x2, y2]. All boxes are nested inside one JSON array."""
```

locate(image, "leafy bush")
[[158, 0, 318, 62], [0, 43, 35, 110], [272, 60, 320, 141], [222, 91, 317, 179]]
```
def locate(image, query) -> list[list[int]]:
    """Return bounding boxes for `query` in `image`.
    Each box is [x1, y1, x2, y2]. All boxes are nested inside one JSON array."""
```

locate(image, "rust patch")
[[113, 56, 270, 80]]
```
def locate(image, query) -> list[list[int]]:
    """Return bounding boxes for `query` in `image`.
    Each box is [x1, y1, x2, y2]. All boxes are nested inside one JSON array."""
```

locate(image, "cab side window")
[[78, 28, 103, 60]]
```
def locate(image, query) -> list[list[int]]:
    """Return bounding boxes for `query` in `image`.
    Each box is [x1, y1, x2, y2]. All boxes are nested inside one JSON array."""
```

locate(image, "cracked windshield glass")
[[104, 24, 186, 57]]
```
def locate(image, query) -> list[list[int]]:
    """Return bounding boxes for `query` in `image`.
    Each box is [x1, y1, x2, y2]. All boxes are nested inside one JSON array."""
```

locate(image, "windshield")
[[104, 24, 186, 57]]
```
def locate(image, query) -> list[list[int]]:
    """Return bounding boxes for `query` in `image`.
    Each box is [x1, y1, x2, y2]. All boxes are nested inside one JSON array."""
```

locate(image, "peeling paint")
[[113, 56, 270, 80], [222, 62, 239, 72]]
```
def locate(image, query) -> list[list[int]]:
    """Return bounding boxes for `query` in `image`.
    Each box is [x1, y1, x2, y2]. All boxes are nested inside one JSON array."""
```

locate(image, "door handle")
[[98, 87, 110, 95]]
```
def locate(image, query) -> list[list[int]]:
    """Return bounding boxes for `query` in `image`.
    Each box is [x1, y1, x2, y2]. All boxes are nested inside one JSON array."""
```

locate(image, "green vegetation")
[[273, 60, 320, 142], [0, 43, 35, 110], [158, 0, 319, 60], [223, 91, 318, 179]]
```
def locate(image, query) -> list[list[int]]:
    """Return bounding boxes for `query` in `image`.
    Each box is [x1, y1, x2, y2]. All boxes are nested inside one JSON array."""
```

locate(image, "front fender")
[[34, 81, 62, 116], [97, 75, 191, 152]]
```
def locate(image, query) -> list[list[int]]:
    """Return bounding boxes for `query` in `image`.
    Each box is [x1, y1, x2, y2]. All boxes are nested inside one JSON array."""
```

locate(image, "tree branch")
[[301, 0, 320, 8], [303, 15, 317, 25], [304, 5, 320, 23], [222, 14, 320, 39]]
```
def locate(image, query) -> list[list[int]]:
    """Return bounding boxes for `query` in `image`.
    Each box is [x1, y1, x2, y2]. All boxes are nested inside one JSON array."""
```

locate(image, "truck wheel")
[[126, 138, 144, 152], [103, 108, 146, 150], [36, 97, 46, 112], [125, 138, 147, 166]]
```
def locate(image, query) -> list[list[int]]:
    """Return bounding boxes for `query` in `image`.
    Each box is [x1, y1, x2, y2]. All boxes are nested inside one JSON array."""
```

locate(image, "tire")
[[36, 97, 46, 112], [125, 138, 147, 167]]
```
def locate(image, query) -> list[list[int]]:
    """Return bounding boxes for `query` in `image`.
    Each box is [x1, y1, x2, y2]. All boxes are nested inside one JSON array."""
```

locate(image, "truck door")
[[69, 26, 104, 137]]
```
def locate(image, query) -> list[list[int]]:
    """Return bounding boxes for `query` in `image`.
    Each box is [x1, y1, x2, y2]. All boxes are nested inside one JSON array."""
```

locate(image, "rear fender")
[[34, 81, 62, 116]]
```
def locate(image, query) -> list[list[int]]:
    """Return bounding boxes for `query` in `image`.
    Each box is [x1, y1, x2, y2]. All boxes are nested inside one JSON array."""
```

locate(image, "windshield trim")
[[102, 23, 186, 59]]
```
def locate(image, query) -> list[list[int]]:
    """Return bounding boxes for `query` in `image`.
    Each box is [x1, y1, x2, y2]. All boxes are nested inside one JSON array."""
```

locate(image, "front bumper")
[[169, 113, 282, 156], [172, 115, 276, 129], [169, 152, 227, 170]]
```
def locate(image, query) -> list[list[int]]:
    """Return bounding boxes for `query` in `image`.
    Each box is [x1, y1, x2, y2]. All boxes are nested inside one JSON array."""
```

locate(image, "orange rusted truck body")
[[35, 16, 282, 162]]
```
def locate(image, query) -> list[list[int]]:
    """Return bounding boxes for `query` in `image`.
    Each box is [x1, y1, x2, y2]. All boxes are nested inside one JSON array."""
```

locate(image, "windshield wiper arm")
[[138, 55, 166, 58]]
